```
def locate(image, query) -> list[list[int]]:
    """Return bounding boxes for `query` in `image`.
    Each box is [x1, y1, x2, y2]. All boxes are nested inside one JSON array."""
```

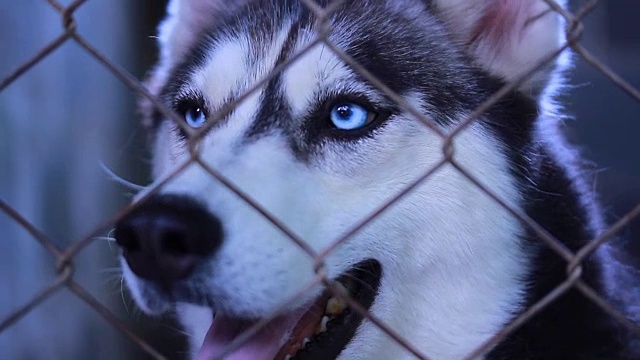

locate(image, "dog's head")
[[116, 0, 568, 358]]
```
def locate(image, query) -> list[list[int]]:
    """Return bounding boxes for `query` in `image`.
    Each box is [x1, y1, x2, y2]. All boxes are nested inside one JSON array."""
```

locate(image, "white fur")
[[144, 0, 233, 112], [316, 121, 528, 360], [283, 39, 382, 118], [194, 39, 250, 110], [283, 42, 345, 116]]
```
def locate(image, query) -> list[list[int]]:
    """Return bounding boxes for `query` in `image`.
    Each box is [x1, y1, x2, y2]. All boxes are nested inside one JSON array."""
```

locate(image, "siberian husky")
[[114, 0, 640, 359]]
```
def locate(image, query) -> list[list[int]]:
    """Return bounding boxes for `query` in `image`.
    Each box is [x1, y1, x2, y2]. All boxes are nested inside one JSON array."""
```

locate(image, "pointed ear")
[[433, 0, 569, 94]]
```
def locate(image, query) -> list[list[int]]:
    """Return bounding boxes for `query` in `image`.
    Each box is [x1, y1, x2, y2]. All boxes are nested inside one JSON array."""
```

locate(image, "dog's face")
[[116, 0, 567, 359]]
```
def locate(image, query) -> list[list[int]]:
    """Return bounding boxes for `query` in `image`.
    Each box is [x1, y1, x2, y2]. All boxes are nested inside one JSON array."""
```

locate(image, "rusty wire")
[[1, 0, 640, 359]]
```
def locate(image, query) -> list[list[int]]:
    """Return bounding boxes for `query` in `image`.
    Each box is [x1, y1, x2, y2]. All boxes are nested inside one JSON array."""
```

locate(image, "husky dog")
[[114, 0, 640, 359]]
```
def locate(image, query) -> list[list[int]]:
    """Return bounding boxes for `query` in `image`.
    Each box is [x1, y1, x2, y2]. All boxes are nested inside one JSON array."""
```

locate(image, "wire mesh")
[[1, 0, 640, 359]]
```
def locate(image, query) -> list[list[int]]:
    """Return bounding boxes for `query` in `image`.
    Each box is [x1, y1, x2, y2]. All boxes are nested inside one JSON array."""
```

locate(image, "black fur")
[[482, 82, 640, 358]]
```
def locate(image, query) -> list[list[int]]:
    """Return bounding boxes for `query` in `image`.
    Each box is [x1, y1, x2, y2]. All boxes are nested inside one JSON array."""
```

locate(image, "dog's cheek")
[[150, 123, 183, 180]]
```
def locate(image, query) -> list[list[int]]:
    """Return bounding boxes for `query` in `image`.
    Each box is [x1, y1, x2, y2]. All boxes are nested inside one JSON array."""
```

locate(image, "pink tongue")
[[195, 308, 306, 360]]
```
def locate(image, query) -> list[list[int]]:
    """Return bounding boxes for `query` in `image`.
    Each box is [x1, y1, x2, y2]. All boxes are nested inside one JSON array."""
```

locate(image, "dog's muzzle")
[[114, 194, 223, 289]]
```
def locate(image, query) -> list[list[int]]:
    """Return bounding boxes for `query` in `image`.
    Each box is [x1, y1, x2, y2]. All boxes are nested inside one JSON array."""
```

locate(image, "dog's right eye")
[[184, 106, 207, 128], [329, 103, 373, 130], [174, 96, 208, 132]]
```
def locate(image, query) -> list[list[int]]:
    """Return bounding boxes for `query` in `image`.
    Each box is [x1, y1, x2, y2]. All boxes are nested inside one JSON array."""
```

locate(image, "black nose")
[[114, 195, 223, 286]]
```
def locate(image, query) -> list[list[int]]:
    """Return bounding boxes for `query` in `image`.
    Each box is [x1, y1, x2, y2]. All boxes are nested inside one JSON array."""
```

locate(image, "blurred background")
[[0, 0, 638, 359]]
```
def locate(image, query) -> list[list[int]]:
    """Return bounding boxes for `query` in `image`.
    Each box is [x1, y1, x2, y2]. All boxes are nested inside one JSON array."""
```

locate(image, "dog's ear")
[[433, 0, 569, 95]]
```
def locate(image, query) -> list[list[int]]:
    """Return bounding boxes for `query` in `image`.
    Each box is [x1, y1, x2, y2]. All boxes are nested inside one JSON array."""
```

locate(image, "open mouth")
[[196, 259, 382, 360]]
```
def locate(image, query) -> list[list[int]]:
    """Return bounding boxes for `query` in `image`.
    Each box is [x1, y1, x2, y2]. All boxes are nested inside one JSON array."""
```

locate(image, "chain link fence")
[[1, 0, 639, 359]]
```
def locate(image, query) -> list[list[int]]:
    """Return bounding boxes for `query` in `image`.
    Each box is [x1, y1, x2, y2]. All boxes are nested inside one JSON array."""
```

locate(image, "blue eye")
[[329, 103, 371, 130], [184, 106, 207, 128]]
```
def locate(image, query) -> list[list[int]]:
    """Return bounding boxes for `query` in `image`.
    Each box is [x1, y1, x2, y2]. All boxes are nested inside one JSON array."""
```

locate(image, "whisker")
[[162, 323, 192, 337], [100, 161, 146, 191], [95, 236, 116, 242], [120, 277, 131, 315], [94, 235, 118, 251]]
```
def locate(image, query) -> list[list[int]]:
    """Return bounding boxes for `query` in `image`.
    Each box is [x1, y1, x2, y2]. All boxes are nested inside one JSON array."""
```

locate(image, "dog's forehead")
[[192, 28, 376, 119], [156, 0, 480, 141], [172, 0, 445, 99]]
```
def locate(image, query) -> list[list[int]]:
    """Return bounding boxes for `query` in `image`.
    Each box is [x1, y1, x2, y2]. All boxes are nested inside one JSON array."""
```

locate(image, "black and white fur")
[[116, 0, 640, 358]]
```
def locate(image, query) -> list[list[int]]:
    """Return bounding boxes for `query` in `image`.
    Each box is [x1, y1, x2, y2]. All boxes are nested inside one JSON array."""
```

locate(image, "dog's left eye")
[[184, 106, 207, 128], [329, 103, 373, 130]]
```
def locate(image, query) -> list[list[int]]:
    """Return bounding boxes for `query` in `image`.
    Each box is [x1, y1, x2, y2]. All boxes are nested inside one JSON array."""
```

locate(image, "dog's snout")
[[114, 195, 223, 286]]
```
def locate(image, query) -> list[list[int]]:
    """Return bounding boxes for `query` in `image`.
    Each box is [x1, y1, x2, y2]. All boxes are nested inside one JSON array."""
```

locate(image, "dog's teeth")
[[320, 315, 329, 332], [285, 355, 292, 360], [302, 337, 311, 347], [314, 315, 329, 335], [325, 296, 347, 316]]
